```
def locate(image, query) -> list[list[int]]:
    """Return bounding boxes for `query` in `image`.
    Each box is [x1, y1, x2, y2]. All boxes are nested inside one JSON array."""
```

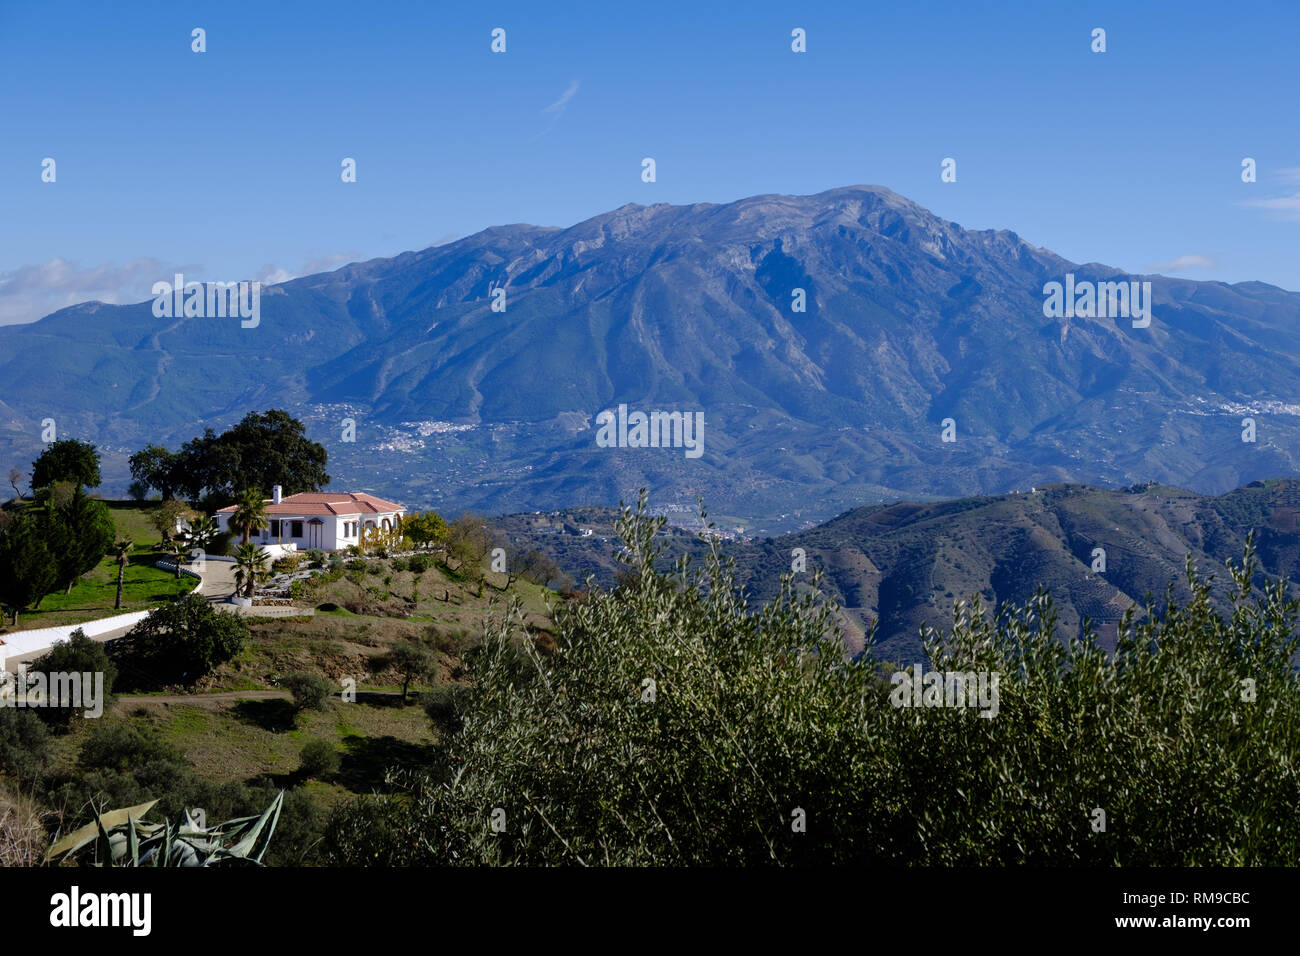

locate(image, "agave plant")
[[45, 792, 283, 867]]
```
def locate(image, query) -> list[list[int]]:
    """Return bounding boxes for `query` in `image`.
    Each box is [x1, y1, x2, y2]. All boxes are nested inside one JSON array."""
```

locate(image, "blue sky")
[[0, 0, 1297, 324]]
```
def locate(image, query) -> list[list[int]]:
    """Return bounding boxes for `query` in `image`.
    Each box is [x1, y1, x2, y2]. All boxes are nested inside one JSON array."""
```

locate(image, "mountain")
[[496, 477, 1300, 664], [3, 185, 1300, 531]]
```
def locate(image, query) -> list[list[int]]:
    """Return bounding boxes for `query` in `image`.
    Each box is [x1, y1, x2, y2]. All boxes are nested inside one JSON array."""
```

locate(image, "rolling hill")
[[496, 477, 1300, 663]]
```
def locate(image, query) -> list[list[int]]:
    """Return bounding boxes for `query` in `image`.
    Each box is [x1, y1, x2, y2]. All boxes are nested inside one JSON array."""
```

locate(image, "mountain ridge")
[[2, 185, 1298, 531]]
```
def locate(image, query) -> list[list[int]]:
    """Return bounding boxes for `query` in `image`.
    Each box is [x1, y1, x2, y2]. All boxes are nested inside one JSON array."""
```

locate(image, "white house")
[[214, 486, 407, 551]]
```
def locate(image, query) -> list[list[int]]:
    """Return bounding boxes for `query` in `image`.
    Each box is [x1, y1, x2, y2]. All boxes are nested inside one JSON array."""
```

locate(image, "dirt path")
[[117, 688, 404, 708]]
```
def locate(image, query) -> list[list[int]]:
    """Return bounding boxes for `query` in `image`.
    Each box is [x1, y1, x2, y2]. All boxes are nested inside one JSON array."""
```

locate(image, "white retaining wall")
[[1, 562, 200, 661], [0, 610, 152, 657]]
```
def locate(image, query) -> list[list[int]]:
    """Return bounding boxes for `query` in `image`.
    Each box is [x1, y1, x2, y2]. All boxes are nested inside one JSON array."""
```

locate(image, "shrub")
[[299, 739, 340, 779], [78, 722, 187, 775], [324, 499, 1300, 867], [407, 554, 434, 574], [30, 628, 117, 729], [421, 684, 470, 735], [344, 559, 367, 573], [280, 671, 333, 712], [305, 548, 326, 568], [119, 594, 248, 685], [389, 557, 408, 573], [272, 554, 303, 574], [0, 710, 51, 779]]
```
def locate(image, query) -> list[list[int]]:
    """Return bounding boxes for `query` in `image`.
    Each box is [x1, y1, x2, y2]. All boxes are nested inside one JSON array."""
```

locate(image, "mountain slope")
[[496, 477, 1300, 663], [2, 185, 1299, 529]]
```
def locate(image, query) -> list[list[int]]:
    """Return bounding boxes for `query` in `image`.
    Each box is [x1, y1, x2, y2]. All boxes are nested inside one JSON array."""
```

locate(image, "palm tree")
[[232, 542, 270, 599], [229, 488, 269, 544], [110, 539, 133, 610], [165, 538, 188, 578]]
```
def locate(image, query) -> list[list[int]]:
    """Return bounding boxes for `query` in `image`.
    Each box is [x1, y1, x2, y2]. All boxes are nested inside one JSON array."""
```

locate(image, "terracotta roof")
[[215, 491, 406, 516]]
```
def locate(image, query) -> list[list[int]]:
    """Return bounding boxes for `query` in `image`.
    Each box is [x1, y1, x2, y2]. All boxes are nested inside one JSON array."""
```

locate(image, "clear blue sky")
[[1, 0, 1296, 324]]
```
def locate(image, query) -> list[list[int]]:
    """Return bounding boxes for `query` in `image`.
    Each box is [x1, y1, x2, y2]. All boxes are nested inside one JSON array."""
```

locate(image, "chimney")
[[272, 485, 282, 504]]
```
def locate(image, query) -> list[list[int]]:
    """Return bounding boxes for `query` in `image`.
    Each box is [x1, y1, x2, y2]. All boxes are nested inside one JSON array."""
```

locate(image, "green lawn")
[[0, 500, 194, 632], [104, 500, 170, 547]]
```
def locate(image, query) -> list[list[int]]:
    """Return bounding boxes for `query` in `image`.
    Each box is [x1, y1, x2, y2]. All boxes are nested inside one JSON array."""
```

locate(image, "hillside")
[[497, 478, 1300, 663], [3, 186, 1300, 531]]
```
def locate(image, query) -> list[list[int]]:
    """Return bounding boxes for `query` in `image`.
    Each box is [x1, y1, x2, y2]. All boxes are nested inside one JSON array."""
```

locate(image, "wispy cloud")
[[533, 79, 581, 141], [1149, 254, 1217, 272], [1241, 193, 1300, 220], [543, 79, 580, 116], [0, 257, 200, 326], [0, 252, 366, 326], [1239, 166, 1300, 221], [254, 252, 362, 286]]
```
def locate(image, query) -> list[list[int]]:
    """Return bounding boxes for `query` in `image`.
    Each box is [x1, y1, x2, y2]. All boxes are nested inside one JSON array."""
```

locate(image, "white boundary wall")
[[1, 562, 202, 659], [0, 610, 152, 657]]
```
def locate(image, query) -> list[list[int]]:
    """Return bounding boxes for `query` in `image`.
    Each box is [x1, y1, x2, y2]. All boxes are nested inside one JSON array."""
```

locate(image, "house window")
[[291, 520, 303, 538], [270, 520, 281, 537]]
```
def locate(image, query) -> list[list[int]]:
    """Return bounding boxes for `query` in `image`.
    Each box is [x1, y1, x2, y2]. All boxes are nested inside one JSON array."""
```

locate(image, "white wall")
[[217, 511, 404, 551]]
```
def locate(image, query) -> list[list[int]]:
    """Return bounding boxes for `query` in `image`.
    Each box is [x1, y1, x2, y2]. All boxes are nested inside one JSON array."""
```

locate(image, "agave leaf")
[[169, 840, 201, 867], [95, 812, 113, 867], [45, 799, 159, 863], [226, 791, 284, 862], [127, 815, 139, 867], [107, 832, 128, 863]]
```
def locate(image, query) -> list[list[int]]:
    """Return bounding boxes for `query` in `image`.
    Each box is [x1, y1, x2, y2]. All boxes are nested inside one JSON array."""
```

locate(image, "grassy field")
[[0, 500, 194, 633], [45, 691, 440, 812]]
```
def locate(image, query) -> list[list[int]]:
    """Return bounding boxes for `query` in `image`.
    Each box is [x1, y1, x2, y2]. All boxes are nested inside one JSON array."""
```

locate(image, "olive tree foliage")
[[324, 498, 1300, 867]]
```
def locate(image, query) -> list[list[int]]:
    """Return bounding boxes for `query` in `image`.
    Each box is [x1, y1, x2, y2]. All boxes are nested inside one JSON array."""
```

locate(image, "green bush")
[[280, 671, 333, 712], [30, 628, 117, 729], [299, 739, 340, 779], [407, 554, 435, 574], [344, 559, 367, 573], [324, 497, 1300, 867], [272, 554, 303, 574], [119, 594, 248, 686], [0, 710, 50, 780]]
